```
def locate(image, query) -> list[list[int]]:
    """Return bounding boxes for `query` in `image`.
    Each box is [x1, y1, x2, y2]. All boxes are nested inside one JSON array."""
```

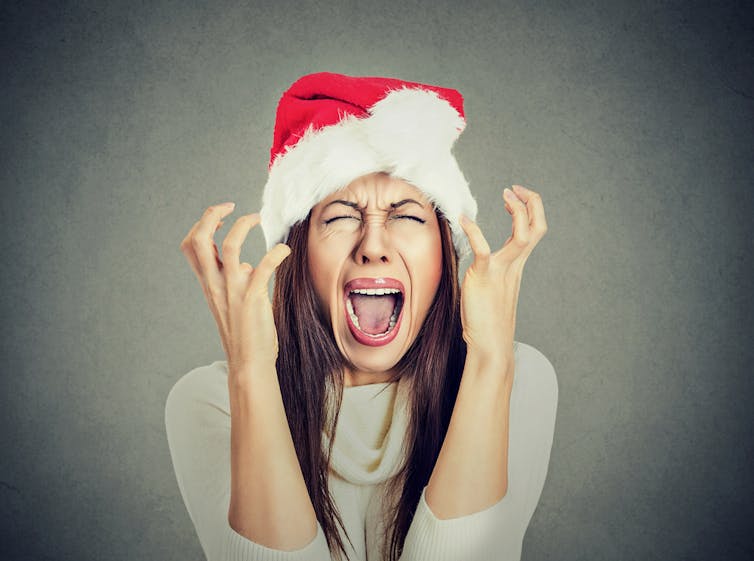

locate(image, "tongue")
[[350, 294, 397, 335]]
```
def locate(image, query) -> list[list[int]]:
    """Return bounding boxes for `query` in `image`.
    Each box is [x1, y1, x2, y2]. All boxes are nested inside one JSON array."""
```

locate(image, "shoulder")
[[164, 360, 231, 430], [511, 341, 559, 414]]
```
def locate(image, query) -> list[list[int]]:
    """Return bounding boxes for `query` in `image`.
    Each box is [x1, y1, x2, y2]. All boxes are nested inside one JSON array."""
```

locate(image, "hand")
[[179, 203, 291, 380], [458, 184, 548, 377]]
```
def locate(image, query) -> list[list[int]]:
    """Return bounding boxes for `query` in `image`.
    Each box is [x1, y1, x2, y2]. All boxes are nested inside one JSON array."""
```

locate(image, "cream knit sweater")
[[165, 341, 558, 561]]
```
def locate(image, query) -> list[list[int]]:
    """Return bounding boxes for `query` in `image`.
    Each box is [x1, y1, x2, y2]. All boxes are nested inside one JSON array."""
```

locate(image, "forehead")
[[317, 172, 431, 209]]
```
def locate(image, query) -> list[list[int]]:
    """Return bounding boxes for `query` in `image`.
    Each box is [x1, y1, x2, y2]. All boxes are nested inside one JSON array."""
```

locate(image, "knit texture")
[[165, 341, 558, 561]]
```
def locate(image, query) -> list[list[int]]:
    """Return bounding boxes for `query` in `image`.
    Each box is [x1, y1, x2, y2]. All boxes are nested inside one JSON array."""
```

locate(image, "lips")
[[343, 277, 405, 347]]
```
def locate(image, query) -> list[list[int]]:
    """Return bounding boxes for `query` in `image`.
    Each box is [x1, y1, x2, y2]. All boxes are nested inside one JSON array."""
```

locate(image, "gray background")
[[1, 0, 752, 559]]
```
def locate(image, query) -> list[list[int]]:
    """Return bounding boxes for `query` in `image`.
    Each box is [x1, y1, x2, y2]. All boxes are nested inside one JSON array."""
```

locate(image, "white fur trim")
[[259, 86, 478, 258]]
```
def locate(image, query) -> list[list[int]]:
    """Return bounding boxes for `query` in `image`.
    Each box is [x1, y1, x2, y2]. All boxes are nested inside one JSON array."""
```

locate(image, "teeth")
[[346, 297, 361, 329], [349, 288, 402, 296], [388, 300, 401, 325]]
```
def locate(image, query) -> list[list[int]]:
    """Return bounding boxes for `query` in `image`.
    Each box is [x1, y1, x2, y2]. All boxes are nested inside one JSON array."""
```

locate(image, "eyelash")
[[324, 215, 426, 225]]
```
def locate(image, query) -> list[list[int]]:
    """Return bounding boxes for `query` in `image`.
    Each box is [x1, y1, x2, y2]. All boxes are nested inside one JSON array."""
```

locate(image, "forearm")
[[424, 350, 514, 519], [227, 363, 318, 550]]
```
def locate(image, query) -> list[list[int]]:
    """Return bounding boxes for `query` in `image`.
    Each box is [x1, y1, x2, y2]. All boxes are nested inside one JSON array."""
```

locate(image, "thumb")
[[269, 243, 292, 270]]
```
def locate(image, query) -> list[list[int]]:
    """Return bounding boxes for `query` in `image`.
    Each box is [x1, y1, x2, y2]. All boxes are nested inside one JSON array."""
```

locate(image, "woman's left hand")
[[458, 184, 548, 382]]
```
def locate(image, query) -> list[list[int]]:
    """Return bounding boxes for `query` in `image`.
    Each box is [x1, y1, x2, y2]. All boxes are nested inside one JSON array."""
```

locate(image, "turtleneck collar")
[[322, 376, 410, 485]]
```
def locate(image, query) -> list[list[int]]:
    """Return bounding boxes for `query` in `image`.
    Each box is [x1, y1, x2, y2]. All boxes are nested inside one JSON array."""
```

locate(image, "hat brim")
[[260, 86, 478, 259]]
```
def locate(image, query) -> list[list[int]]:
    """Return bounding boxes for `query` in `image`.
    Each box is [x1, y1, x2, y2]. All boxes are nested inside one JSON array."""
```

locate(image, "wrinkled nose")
[[355, 222, 391, 264]]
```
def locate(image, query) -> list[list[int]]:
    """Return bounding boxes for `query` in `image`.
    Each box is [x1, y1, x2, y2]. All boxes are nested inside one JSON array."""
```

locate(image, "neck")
[[343, 366, 397, 388]]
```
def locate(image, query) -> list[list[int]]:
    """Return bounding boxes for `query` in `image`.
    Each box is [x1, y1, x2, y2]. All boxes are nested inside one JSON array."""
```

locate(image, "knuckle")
[[476, 248, 491, 260], [221, 239, 239, 253], [180, 229, 197, 252], [190, 235, 204, 251]]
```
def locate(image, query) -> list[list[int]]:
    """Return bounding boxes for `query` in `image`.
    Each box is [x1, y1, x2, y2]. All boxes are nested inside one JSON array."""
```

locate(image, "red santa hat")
[[259, 71, 478, 258]]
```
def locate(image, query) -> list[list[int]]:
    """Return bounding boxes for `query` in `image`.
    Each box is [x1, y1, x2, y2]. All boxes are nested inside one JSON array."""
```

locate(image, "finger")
[[222, 213, 262, 280], [213, 222, 225, 267], [180, 219, 203, 280], [459, 214, 491, 272], [192, 203, 237, 289], [181, 218, 226, 280], [511, 184, 548, 235], [502, 188, 531, 250], [181, 214, 228, 255], [247, 243, 292, 297]]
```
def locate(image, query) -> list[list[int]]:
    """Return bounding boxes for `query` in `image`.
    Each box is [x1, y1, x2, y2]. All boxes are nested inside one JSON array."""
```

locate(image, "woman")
[[166, 72, 558, 561]]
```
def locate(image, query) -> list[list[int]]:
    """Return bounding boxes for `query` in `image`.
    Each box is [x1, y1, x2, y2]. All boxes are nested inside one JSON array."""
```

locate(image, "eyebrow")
[[323, 198, 425, 211]]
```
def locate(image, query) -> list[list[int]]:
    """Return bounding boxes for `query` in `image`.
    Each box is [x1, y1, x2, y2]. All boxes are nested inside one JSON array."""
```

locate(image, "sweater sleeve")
[[164, 360, 333, 561], [398, 342, 559, 561]]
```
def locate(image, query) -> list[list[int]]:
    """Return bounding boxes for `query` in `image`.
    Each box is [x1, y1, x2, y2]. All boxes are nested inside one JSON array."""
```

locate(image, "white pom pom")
[[364, 87, 466, 157]]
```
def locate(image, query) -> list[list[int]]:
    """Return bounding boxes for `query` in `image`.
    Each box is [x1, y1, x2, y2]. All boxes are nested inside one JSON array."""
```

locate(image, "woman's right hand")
[[179, 202, 292, 380]]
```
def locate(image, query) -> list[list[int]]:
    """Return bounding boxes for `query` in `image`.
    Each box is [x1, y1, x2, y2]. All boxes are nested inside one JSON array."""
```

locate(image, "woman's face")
[[307, 172, 443, 377]]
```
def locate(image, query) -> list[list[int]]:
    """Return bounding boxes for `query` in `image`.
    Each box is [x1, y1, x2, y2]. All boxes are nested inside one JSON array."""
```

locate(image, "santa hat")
[[259, 72, 478, 259]]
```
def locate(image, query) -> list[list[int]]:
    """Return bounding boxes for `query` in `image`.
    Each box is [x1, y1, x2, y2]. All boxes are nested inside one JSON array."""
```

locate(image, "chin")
[[335, 275, 416, 367], [343, 347, 403, 374], [335, 317, 414, 375]]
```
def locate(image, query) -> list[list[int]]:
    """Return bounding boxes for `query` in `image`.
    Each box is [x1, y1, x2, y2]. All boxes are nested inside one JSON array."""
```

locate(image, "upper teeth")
[[346, 289, 403, 336], [349, 288, 401, 295]]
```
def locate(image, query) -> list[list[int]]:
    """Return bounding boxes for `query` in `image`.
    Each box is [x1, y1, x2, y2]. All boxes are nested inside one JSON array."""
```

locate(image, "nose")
[[354, 220, 391, 265]]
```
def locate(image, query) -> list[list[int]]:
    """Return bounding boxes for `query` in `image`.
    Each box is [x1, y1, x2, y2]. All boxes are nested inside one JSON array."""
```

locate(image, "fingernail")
[[220, 201, 235, 207], [503, 188, 513, 199]]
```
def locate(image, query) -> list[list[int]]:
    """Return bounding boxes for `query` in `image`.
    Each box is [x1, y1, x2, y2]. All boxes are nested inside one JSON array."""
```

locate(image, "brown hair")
[[272, 207, 466, 561]]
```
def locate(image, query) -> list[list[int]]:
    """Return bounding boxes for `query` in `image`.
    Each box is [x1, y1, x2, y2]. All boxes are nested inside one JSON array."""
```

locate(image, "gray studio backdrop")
[[1, 1, 752, 560]]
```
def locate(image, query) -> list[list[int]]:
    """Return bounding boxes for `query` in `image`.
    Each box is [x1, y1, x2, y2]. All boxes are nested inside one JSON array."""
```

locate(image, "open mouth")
[[343, 279, 405, 347]]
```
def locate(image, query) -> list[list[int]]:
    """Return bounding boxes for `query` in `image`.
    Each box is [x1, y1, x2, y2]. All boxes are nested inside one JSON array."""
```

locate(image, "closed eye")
[[391, 215, 426, 223], [324, 215, 360, 225]]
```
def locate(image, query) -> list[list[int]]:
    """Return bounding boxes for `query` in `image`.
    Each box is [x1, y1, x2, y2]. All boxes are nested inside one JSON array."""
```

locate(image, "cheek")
[[407, 232, 443, 304], [308, 242, 348, 310], [307, 247, 332, 309], [427, 238, 443, 294]]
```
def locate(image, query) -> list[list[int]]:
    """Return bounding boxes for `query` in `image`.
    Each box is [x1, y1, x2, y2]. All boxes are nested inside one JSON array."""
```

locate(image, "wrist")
[[463, 347, 515, 388], [227, 360, 279, 392], [465, 345, 513, 372]]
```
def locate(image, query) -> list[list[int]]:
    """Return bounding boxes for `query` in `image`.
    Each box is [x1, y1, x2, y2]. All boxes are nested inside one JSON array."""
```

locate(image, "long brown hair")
[[272, 206, 466, 561]]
